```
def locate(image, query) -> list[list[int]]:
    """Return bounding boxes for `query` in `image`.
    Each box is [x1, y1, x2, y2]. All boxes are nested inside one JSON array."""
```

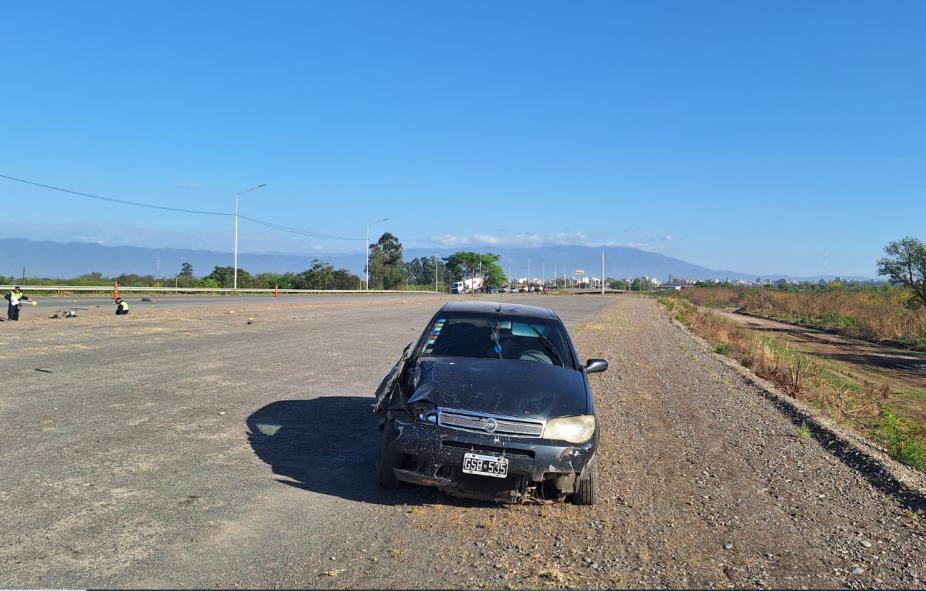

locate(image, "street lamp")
[[365, 217, 389, 290], [234, 183, 266, 289]]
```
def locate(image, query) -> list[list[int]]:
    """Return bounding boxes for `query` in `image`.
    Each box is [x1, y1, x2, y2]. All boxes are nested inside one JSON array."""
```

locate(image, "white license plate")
[[462, 452, 509, 478]]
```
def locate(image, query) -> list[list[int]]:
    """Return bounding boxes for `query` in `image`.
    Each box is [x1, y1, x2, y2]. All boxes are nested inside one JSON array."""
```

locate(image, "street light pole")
[[233, 183, 266, 290], [365, 217, 389, 290]]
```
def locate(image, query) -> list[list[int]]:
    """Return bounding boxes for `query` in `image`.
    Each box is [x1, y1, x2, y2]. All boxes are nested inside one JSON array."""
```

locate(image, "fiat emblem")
[[483, 418, 497, 433]]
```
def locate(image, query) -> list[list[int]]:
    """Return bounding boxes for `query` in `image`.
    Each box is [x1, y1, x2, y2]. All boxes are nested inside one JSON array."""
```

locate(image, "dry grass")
[[681, 287, 926, 348], [661, 297, 925, 470]]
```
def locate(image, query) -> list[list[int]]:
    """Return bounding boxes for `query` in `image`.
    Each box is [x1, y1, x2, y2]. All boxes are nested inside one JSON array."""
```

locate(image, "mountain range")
[[0, 238, 868, 283]]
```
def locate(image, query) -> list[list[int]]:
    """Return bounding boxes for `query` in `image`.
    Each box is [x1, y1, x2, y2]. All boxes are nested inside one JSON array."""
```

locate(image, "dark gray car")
[[373, 301, 608, 504]]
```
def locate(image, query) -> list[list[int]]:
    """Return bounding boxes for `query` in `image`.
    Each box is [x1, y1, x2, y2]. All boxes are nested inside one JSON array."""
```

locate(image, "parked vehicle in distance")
[[373, 301, 608, 504], [451, 277, 485, 294]]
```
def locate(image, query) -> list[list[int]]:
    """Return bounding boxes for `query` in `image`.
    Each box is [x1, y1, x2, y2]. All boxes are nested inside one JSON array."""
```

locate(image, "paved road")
[[2, 294, 923, 588], [0, 293, 610, 588]]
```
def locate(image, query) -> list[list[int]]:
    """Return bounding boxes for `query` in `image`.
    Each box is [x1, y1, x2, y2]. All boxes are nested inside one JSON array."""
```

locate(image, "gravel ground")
[[409, 297, 925, 589], [0, 293, 608, 588], [1, 294, 923, 589]]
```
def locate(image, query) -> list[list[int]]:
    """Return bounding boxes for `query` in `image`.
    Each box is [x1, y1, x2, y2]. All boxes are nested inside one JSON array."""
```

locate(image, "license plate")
[[462, 452, 509, 478]]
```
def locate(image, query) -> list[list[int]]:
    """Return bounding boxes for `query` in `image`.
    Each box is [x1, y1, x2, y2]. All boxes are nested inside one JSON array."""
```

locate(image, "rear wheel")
[[571, 455, 598, 505], [376, 421, 401, 489]]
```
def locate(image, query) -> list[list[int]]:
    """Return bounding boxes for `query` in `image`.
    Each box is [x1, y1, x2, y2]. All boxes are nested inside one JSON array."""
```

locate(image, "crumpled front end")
[[386, 416, 596, 503]]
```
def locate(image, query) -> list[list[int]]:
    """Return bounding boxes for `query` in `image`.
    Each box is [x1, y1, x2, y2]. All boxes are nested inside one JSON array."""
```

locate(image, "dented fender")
[[372, 342, 413, 415]]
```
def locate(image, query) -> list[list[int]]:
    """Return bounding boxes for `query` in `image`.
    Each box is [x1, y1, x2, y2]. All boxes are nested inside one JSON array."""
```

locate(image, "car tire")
[[376, 421, 401, 489], [572, 455, 598, 505]]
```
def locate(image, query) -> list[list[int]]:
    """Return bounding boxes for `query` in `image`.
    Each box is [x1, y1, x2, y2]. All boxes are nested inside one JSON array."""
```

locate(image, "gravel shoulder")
[[412, 296, 925, 589]]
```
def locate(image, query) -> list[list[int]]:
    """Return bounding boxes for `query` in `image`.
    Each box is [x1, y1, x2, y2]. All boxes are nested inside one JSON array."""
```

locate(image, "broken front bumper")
[[386, 418, 595, 501]]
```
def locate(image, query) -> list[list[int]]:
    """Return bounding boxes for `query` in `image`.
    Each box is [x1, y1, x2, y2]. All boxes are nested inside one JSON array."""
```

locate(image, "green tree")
[[368, 232, 405, 290], [295, 259, 335, 289], [878, 237, 926, 308], [205, 266, 249, 288], [179, 262, 194, 279], [253, 272, 286, 289], [332, 268, 361, 290], [443, 251, 506, 289], [404, 256, 445, 288], [290, 259, 357, 290], [607, 278, 629, 290]]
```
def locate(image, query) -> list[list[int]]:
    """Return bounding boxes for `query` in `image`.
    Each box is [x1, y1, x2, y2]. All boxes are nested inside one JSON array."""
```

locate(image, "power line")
[[0, 173, 364, 242]]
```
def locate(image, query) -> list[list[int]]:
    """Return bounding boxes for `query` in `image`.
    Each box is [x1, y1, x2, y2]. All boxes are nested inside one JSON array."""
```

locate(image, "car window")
[[420, 313, 573, 368]]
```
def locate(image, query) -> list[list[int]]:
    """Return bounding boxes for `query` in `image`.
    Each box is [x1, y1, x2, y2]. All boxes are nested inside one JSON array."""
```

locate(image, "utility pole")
[[542, 262, 545, 290], [508, 256, 512, 288], [434, 254, 439, 293], [233, 183, 266, 290], [600, 250, 605, 295], [528, 257, 532, 290]]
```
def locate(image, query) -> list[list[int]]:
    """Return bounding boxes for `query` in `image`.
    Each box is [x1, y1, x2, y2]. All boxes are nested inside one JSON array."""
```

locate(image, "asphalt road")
[[0, 293, 611, 587]]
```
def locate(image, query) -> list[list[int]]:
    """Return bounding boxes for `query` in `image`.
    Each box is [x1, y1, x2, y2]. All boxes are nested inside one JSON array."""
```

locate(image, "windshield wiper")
[[525, 324, 563, 366]]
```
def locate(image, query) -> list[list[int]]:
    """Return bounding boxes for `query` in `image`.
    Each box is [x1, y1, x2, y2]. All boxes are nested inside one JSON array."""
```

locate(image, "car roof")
[[439, 300, 560, 320]]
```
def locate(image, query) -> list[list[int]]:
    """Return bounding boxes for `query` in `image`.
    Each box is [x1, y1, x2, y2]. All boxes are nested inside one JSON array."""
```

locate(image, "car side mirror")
[[585, 358, 609, 374]]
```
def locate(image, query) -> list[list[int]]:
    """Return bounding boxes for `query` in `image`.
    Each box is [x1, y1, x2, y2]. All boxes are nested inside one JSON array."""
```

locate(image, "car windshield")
[[419, 313, 573, 368]]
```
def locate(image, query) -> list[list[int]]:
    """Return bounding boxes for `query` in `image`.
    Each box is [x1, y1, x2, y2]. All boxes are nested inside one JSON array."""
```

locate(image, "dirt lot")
[[1, 294, 924, 588]]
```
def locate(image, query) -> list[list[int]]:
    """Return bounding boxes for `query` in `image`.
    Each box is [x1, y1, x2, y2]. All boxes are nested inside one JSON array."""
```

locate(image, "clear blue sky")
[[2, 1, 923, 277]]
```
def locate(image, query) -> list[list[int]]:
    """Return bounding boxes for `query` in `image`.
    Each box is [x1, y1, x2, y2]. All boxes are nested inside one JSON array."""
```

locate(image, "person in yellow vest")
[[4, 286, 30, 321], [115, 297, 129, 316]]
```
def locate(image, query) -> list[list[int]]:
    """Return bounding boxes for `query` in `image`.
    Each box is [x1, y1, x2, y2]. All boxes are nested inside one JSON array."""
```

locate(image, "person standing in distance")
[[4, 286, 30, 321]]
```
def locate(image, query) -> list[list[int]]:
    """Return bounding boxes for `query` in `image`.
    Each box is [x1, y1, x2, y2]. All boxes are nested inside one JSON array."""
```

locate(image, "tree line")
[[3, 235, 923, 303], [2, 232, 510, 291]]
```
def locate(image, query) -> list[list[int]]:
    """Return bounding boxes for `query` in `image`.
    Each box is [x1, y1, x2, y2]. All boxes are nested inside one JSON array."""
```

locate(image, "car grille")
[[437, 407, 545, 438]]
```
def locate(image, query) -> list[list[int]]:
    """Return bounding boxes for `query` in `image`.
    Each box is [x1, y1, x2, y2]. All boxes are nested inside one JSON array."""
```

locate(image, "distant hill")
[[0, 238, 863, 282]]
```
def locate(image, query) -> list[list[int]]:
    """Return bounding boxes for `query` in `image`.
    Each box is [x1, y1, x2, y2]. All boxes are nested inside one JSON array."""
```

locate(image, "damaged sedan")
[[373, 301, 608, 504]]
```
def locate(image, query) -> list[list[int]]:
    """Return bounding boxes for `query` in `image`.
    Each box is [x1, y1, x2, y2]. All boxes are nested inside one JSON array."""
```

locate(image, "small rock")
[[851, 566, 865, 575], [860, 540, 872, 548], [724, 543, 734, 550], [218, 411, 226, 416]]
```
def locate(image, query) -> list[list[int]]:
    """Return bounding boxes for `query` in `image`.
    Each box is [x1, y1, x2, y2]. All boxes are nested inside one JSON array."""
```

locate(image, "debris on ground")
[[49, 309, 80, 319], [319, 569, 344, 577]]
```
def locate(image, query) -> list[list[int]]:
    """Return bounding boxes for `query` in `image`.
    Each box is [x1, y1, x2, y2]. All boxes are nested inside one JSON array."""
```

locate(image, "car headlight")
[[543, 415, 596, 444], [412, 404, 438, 425]]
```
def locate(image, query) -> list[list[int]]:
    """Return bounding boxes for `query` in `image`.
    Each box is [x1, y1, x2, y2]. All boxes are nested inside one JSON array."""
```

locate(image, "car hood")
[[408, 357, 589, 419]]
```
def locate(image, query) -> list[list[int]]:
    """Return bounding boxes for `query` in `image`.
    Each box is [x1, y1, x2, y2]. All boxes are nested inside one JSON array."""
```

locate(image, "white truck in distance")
[[451, 277, 484, 294]]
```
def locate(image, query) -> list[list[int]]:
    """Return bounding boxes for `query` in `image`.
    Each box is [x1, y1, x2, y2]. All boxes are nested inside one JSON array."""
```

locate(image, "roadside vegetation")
[[661, 296, 926, 471], [678, 237, 926, 350], [681, 285, 926, 350]]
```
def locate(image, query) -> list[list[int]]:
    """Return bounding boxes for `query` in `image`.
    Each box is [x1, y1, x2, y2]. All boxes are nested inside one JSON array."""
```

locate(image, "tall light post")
[[365, 217, 389, 290], [233, 183, 266, 290]]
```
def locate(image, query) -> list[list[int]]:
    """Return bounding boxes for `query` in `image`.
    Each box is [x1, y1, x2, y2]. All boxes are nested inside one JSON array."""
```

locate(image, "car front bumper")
[[387, 418, 596, 501]]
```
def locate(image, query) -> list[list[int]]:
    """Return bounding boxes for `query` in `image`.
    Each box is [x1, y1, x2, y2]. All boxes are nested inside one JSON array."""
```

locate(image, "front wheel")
[[376, 421, 401, 489], [571, 455, 598, 505]]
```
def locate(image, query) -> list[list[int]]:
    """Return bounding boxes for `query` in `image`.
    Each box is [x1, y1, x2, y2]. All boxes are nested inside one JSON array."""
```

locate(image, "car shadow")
[[246, 396, 488, 506]]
